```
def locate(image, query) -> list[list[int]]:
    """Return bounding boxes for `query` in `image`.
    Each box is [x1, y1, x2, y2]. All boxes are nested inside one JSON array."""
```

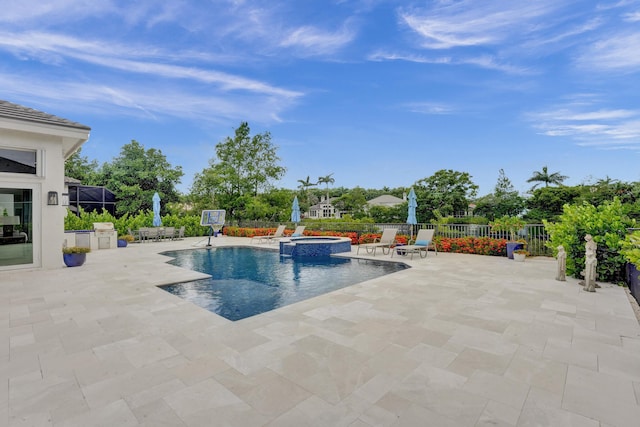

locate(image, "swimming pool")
[[160, 247, 407, 321]]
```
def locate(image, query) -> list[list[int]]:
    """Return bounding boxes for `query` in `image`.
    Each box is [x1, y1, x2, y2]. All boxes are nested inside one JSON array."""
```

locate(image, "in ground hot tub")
[[279, 236, 352, 257]]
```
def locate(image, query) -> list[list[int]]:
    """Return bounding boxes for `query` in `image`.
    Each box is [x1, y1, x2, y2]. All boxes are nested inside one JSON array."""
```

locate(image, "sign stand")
[[199, 210, 226, 248]]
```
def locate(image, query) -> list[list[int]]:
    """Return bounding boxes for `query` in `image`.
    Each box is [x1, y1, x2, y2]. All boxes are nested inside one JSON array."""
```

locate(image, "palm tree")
[[317, 173, 335, 205], [527, 166, 568, 190], [296, 176, 317, 208], [297, 175, 316, 192]]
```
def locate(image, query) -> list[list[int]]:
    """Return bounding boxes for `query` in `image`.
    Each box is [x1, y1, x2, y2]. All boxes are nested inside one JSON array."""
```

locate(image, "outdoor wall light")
[[47, 191, 59, 205]]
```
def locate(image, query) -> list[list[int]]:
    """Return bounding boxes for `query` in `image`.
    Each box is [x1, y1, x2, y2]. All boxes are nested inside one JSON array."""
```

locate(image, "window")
[[0, 148, 37, 174]]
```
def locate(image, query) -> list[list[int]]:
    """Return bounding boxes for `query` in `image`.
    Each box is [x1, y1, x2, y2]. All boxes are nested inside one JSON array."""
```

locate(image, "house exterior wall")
[[1, 121, 89, 270]]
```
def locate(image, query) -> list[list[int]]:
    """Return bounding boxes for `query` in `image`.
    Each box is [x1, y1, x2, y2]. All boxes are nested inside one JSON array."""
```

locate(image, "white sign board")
[[200, 210, 226, 227]]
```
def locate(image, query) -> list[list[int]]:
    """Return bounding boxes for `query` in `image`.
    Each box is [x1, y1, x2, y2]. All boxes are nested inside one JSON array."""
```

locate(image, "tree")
[[100, 140, 183, 216], [413, 170, 479, 222], [527, 166, 568, 190], [317, 173, 335, 205], [474, 169, 524, 220], [64, 148, 100, 185], [296, 175, 317, 213], [524, 186, 582, 222], [190, 122, 286, 220], [333, 187, 368, 219]]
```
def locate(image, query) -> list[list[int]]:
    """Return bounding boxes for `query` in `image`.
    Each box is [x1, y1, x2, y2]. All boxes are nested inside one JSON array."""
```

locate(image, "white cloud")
[[279, 24, 355, 56], [0, 71, 295, 124], [0, 31, 302, 99], [399, 0, 562, 49], [623, 11, 640, 21], [528, 103, 640, 147], [576, 31, 640, 71], [0, 0, 115, 24], [404, 102, 455, 115], [368, 51, 531, 75]]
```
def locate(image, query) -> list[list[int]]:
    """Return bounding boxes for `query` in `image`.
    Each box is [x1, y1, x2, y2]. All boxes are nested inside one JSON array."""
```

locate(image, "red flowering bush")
[[434, 236, 506, 256]]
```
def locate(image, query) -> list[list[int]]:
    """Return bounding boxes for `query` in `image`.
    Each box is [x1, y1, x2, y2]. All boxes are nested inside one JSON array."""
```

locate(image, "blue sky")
[[1, 0, 639, 196]]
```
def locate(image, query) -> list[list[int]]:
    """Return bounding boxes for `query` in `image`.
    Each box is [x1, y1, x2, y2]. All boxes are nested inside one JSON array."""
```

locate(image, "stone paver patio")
[[2, 236, 640, 426]]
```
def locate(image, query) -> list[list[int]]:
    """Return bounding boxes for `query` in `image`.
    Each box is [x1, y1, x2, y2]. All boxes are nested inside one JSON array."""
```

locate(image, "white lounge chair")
[[252, 225, 286, 244], [392, 228, 437, 259], [357, 228, 398, 255], [291, 225, 306, 237]]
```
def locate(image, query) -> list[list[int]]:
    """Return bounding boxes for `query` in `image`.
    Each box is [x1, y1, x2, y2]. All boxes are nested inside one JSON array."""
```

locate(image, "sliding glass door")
[[0, 187, 33, 267]]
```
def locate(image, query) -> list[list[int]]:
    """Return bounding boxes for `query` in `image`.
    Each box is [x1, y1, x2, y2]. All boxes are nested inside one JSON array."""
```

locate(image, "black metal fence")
[[235, 221, 552, 256]]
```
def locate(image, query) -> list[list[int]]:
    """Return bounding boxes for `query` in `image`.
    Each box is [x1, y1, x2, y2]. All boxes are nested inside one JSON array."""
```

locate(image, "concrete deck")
[[2, 236, 640, 426]]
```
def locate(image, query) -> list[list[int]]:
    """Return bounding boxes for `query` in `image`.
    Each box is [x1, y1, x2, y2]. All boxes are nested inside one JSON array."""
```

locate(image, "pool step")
[[281, 243, 296, 256]]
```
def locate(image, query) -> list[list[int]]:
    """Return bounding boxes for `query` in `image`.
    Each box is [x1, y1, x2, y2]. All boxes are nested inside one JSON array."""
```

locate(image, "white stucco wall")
[[1, 121, 89, 270]]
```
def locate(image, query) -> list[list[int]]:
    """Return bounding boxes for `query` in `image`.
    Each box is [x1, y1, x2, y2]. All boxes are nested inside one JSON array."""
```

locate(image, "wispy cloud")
[[0, 31, 302, 99], [0, 0, 116, 24], [368, 51, 532, 75], [528, 101, 640, 147], [0, 70, 295, 123], [623, 11, 640, 22], [279, 24, 356, 56], [576, 31, 640, 71], [404, 101, 456, 115], [399, 0, 561, 50]]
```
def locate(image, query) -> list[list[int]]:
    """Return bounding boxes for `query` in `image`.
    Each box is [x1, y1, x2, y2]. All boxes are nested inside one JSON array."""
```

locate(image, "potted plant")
[[62, 246, 90, 267], [513, 248, 529, 262], [118, 234, 135, 247], [490, 215, 526, 259]]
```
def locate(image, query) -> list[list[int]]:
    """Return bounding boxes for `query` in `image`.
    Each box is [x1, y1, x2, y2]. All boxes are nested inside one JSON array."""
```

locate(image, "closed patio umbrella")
[[152, 192, 162, 227], [291, 196, 301, 225], [406, 188, 417, 239]]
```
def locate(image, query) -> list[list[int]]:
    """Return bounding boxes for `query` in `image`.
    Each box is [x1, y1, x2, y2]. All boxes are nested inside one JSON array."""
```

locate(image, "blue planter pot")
[[117, 239, 128, 247], [626, 263, 640, 304], [63, 253, 86, 267], [506, 242, 524, 259]]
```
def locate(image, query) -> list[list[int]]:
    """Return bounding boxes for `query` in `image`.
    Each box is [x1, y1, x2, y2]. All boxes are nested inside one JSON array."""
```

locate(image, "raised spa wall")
[[279, 237, 352, 257]]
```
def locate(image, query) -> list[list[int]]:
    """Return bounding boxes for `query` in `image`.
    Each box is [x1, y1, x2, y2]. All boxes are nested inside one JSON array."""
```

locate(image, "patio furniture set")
[[129, 226, 185, 243]]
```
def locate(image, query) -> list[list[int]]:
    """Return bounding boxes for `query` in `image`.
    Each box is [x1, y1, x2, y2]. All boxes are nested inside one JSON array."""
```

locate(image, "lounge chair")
[[252, 225, 286, 244], [175, 226, 185, 240], [392, 228, 437, 259], [291, 225, 306, 237], [163, 226, 175, 240], [357, 228, 398, 255]]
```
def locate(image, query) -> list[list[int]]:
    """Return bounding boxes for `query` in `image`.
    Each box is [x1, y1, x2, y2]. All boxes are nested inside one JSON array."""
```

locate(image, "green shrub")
[[490, 215, 526, 241], [620, 230, 640, 266], [544, 198, 634, 283], [65, 208, 209, 238]]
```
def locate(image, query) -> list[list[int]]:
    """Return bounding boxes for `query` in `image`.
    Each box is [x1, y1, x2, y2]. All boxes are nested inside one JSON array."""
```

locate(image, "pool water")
[[160, 247, 407, 321]]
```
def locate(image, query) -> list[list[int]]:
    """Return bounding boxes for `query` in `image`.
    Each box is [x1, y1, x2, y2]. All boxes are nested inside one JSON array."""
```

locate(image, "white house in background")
[[0, 100, 90, 270], [307, 195, 342, 219], [366, 194, 405, 209]]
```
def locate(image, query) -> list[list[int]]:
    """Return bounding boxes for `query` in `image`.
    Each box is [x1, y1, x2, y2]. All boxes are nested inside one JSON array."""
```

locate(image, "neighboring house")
[[0, 100, 90, 270], [366, 194, 405, 209], [307, 196, 343, 219]]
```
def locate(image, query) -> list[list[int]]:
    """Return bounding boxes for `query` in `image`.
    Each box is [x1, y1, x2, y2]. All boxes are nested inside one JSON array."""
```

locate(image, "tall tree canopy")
[[100, 140, 183, 216], [191, 122, 286, 220], [64, 148, 100, 185], [473, 169, 524, 220], [414, 169, 479, 221], [527, 166, 568, 190]]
